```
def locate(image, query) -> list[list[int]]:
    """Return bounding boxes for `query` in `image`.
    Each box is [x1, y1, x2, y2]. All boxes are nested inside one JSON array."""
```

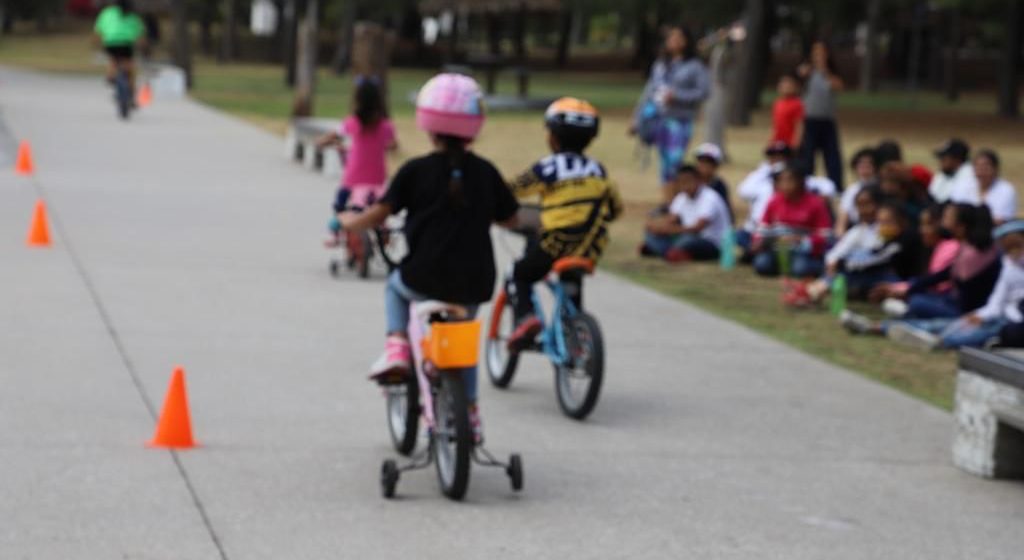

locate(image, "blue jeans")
[[643, 232, 720, 261], [894, 317, 1007, 349], [657, 117, 693, 184], [905, 293, 960, 319], [845, 269, 900, 298], [753, 249, 824, 278], [385, 270, 479, 401]]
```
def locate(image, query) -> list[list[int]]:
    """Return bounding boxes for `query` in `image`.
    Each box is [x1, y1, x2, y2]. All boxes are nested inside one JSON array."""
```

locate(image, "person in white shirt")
[[950, 149, 1017, 225], [835, 146, 879, 234], [928, 138, 976, 203], [642, 164, 730, 263]]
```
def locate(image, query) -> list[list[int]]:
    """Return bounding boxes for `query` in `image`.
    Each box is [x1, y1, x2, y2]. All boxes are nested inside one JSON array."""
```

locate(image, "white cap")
[[694, 142, 724, 164]]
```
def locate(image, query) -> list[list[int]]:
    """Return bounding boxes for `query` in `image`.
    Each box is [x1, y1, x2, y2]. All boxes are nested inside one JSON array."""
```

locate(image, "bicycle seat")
[[552, 257, 595, 276], [415, 301, 470, 321]]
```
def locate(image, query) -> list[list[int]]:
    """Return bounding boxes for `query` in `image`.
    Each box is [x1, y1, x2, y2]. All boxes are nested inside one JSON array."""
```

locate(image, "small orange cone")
[[26, 199, 51, 248], [148, 367, 197, 449], [15, 141, 34, 176], [137, 83, 153, 108]]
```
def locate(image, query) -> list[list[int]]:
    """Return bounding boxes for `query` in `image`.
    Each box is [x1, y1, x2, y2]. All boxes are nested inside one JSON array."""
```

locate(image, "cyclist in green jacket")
[[93, 0, 146, 91]]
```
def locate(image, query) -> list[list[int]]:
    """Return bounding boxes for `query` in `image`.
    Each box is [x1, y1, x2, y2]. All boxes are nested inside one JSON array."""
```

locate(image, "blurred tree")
[[219, 0, 239, 62], [292, 0, 319, 116], [171, 0, 193, 88]]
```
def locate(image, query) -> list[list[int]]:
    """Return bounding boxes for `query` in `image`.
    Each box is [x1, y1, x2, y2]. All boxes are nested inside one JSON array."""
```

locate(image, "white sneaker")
[[840, 310, 873, 334], [887, 322, 940, 351], [882, 298, 909, 318]]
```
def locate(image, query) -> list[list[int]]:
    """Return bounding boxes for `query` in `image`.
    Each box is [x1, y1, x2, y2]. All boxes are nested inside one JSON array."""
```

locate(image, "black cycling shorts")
[[105, 45, 135, 61]]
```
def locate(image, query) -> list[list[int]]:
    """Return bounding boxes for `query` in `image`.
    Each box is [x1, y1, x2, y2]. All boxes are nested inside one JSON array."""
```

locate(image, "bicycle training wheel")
[[484, 291, 520, 388], [554, 312, 605, 420], [385, 373, 419, 456], [433, 374, 472, 500]]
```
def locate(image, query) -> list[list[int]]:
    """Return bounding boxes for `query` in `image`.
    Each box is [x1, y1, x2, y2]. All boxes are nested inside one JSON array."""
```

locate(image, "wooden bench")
[[284, 117, 343, 177], [953, 348, 1024, 479]]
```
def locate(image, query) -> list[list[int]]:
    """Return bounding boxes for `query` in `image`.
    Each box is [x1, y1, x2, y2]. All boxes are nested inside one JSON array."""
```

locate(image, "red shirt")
[[772, 97, 804, 147], [758, 191, 833, 255]]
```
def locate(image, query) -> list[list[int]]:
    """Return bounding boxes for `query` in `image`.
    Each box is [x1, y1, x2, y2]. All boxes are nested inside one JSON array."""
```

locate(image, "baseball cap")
[[694, 142, 724, 164], [934, 138, 969, 161]]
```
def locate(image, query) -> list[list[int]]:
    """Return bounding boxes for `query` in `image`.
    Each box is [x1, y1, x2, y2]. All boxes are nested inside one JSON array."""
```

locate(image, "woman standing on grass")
[[797, 39, 844, 190], [631, 24, 710, 191]]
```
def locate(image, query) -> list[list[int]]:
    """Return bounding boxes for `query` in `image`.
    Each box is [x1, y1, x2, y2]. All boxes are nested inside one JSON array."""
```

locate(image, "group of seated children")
[[641, 132, 1022, 352]]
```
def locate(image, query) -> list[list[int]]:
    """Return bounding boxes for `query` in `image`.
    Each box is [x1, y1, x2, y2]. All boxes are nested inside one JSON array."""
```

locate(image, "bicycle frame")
[[530, 276, 581, 368]]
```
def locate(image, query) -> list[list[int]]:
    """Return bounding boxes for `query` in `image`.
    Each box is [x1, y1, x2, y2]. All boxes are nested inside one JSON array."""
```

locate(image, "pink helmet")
[[415, 73, 485, 140]]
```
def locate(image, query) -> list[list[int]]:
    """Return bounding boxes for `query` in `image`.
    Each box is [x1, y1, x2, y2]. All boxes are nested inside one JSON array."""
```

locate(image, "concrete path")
[[1, 68, 1021, 560]]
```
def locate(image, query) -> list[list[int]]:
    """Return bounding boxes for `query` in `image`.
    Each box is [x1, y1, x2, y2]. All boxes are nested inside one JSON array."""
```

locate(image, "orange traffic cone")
[[15, 140, 34, 176], [137, 83, 153, 108], [26, 199, 51, 248], [148, 367, 197, 449]]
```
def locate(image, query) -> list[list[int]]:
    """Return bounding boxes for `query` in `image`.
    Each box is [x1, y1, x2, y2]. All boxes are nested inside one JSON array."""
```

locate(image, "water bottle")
[[719, 228, 736, 270], [830, 274, 848, 316]]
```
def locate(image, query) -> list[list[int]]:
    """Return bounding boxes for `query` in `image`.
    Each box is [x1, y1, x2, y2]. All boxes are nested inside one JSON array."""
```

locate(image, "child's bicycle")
[[379, 302, 523, 501], [328, 212, 406, 279], [485, 253, 605, 420]]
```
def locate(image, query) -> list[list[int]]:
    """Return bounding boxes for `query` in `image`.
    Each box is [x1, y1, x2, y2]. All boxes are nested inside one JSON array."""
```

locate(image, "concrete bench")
[[953, 347, 1024, 479], [284, 117, 343, 177], [141, 62, 187, 98]]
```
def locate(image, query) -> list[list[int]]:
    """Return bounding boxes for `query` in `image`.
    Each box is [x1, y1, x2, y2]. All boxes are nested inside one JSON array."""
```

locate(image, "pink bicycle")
[[379, 302, 523, 501]]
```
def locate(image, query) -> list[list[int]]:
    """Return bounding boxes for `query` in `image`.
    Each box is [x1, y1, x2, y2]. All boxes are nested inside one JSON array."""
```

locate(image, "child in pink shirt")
[[320, 78, 397, 244]]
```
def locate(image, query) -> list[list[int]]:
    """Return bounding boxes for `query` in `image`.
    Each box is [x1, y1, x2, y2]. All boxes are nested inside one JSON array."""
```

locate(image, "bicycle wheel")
[[485, 291, 520, 388], [433, 374, 472, 500], [554, 312, 604, 420], [385, 373, 419, 456], [115, 73, 131, 120]]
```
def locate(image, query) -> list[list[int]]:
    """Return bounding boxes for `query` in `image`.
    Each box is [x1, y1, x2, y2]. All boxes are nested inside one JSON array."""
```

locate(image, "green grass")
[[602, 223, 957, 410]]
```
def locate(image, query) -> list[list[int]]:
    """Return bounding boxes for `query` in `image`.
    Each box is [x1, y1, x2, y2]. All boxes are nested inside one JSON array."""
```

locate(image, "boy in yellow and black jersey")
[[506, 97, 623, 349]]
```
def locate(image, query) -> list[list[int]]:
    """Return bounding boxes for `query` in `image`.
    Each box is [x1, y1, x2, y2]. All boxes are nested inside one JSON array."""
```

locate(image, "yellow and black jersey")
[[508, 152, 623, 259]]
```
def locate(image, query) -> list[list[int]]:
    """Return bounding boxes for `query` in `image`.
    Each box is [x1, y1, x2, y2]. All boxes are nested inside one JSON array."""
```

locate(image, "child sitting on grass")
[[867, 204, 960, 313], [804, 193, 924, 304], [641, 164, 731, 263], [841, 204, 1002, 342], [751, 162, 833, 278], [884, 220, 1024, 350], [835, 146, 879, 234]]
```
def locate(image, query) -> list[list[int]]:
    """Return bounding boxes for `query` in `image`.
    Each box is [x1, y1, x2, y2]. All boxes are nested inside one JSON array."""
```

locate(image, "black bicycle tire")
[[435, 374, 472, 500], [554, 312, 605, 420], [386, 374, 420, 456]]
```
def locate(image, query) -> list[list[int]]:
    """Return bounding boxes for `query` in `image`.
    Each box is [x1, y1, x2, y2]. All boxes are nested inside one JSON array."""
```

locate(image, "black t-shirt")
[[383, 152, 519, 305]]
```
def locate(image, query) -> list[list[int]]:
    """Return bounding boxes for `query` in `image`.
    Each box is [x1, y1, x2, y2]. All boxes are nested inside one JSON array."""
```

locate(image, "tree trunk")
[[943, 7, 961, 102], [351, 22, 394, 114], [199, 7, 214, 55], [292, 0, 319, 117], [727, 0, 766, 126], [555, 9, 573, 68], [219, 0, 238, 63], [171, 0, 193, 89], [632, 0, 652, 69], [998, 0, 1022, 117], [906, 1, 925, 91], [486, 12, 502, 56], [447, 9, 461, 63], [513, 3, 527, 62], [283, 0, 301, 86], [332, 0, 358, 73], [860, 0, 881, 92]]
